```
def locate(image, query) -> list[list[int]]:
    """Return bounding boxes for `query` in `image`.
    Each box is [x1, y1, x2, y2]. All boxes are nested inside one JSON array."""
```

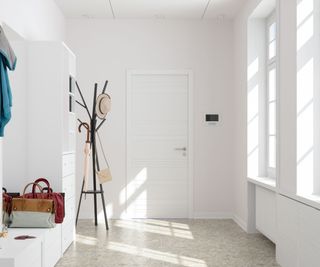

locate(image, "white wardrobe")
[[27, 42, 77, 254]]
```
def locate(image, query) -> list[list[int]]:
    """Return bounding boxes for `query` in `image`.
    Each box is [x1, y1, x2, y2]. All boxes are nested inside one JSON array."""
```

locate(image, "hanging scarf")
[[0, 25, 17, 136]]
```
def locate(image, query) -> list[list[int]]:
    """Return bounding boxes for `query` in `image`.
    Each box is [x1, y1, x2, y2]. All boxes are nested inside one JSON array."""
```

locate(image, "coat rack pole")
[[75, 180, 85, 225], [91, 83, 98, 226]]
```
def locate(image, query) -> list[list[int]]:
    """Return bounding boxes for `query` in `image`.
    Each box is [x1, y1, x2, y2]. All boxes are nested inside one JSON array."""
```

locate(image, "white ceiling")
[[55, 0, 247, 20]]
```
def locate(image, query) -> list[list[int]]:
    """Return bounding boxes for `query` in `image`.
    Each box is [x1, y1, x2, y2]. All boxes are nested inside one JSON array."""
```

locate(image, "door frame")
[[126, 69, 194, 218]]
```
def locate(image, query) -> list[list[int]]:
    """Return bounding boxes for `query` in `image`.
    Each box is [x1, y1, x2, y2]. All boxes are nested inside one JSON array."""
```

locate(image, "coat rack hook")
[[78, 122, 90, 143], [75, 81, 92, 120], [102, 80, 108, 94]]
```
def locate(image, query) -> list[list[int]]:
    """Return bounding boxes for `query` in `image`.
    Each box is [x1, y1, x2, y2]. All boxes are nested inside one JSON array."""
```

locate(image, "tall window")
[[266, 15, 277, 178], [247, 5, 278, 180], [296, 0, 320, 196]]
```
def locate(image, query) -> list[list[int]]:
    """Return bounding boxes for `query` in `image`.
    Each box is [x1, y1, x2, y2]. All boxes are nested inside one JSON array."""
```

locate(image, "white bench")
[[0, 225, 67, 267]]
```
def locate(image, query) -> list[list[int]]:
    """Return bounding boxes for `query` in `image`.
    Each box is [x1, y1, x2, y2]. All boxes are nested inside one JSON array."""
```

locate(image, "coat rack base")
[[75, 180, 109, 230]]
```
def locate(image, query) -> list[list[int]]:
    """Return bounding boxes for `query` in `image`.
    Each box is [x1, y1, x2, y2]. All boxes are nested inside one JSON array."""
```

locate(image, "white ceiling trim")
[[204, 0, 248, 19], [110, 0, 209, 20], [55, 0, 114, 19], [55, 0, 247, 20]]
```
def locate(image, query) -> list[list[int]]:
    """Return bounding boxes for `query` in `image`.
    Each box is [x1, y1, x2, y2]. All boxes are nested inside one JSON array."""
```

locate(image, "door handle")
[[174, 147, 187, 151]]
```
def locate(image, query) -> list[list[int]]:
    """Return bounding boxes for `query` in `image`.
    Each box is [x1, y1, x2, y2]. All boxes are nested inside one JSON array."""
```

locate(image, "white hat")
[[96, 93, 111, 119]]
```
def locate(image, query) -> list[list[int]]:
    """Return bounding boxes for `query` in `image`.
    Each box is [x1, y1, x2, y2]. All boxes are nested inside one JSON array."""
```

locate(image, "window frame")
[[266, 12, 277, 179]]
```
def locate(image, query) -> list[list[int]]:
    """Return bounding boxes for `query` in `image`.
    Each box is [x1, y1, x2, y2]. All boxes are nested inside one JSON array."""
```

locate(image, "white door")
[[126, 70, 193, 218]]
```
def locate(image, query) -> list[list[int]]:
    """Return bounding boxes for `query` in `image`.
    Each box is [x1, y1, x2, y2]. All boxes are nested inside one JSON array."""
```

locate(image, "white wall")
[[233, 0, 306, 231], [0, 0, 65, 41], [233, 0, 259, 230], [0, 0, 65, 201], [278, 0, 297, 199], [4, 41, 28, 191], [66, 19, 235, 219], [233, 0, 284, 231]]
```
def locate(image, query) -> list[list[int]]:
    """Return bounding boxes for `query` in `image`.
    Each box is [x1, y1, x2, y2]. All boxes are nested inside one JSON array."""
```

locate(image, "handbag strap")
[[42, 187, 53, 193], [96, 131, 110, 168], [2, 187, 11, 205], [22, 183, 43, 197], [32, 178, 51, 195]]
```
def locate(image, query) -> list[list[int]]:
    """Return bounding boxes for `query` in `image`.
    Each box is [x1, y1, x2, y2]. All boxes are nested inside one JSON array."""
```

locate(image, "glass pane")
[[269, 102, 276, 135], [269, 40, 276, 59], [269, 23, 276, 42], [269, 136, 276, 168], [297, 0, 313, 27], [268, 68, 276, 101], [297, 14, 314, 51]]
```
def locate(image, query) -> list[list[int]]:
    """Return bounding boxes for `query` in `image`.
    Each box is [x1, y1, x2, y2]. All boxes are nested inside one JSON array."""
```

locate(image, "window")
[[296, 0, 320, 196], [266, 15, 277, 178], [247, 4, 278, 180]]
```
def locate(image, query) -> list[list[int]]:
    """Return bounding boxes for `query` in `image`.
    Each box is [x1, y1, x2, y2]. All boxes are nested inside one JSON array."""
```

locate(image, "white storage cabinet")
[[27, 42, 77, 260]]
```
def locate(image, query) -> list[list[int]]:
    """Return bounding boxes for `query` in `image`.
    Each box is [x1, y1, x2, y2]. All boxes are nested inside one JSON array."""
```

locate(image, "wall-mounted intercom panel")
[[205, 114, 220, 125]]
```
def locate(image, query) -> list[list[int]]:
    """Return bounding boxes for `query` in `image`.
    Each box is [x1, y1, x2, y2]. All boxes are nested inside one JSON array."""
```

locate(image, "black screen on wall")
[[205, 114, 219, 122]]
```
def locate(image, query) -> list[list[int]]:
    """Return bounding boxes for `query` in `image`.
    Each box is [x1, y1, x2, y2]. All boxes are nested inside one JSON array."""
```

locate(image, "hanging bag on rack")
[[24, 178, 65, 224], [97, 168, 112, 184], [10, 183, 55, 228], [96, 131, 112, 184]]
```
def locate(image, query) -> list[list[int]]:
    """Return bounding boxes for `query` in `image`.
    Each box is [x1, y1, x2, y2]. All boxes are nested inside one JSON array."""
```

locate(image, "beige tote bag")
[[97, 168, 112, 184], [96, 132, 112, 184]]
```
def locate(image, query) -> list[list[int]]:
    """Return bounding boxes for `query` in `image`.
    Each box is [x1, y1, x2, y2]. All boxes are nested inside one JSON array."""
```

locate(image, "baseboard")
[[193, 212, 234, 219], [79, 212, 249, 232], [232, 214, 248, 232]]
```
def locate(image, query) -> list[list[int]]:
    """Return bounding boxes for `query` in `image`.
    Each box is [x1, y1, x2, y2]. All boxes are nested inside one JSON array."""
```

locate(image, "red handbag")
[[24, 178, 65, 224], [2, 187, 12, 225]]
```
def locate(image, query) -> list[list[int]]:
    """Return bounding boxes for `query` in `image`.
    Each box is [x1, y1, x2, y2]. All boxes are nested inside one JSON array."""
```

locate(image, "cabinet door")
[[43, 225, 62, 267], [276, 195, 299, 267], [62, 153, 75, 177], [15, 239, 42, 267], [62, 174, 75, 200], [255, 186, 276, 242], [62, 197, 75, 252], [299, 204, 320, 267]]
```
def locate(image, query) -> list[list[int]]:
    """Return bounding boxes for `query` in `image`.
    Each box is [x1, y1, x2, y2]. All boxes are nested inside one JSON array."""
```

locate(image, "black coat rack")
[[75, 80, 109, 230]]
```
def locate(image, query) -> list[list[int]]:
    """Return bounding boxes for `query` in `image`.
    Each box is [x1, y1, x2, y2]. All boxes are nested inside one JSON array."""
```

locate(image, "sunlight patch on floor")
[[133, 218, 190, 230], [76, 234, 98, 246], [107, 241, 208, 267], [114, 220, 194, 239]]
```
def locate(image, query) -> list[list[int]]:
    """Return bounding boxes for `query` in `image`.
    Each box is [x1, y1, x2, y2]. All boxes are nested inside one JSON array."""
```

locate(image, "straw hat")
[[96, 93, 111, 119]]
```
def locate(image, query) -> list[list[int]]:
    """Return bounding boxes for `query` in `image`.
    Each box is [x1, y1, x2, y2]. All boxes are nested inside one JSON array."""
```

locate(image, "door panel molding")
[[126, 69, 194, 218]]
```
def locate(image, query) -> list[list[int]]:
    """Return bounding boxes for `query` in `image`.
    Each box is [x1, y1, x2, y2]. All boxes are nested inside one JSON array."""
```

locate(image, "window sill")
[[286, 193, 320, 211], [247, 176, 277, 192]]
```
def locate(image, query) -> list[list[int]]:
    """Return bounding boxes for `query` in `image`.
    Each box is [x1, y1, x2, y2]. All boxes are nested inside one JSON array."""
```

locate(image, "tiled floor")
[[56, 219, 279, 267]]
